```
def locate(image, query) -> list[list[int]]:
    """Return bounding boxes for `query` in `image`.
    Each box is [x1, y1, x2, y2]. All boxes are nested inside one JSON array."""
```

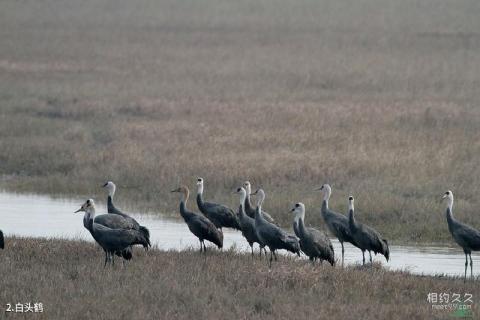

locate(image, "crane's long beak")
[[314, 186, 323, 191], [74, 207, 83, 213], [102, 183, 107, 188]]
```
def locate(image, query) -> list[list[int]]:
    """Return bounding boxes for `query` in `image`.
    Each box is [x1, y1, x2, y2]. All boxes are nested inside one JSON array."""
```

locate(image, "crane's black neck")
[[107, 195, 125, 215], [83, 216, 99, 242], [107, 195, 115, 212], [348, 209, 358, 231], [180, 200, 195, 221], [244, 194, 253, 212], [238, 204, 246, 218], [292, 219, 300, 237], [446, 207, 456, 233], [298, 216, 307, 238], [254, 205, 264, 224], [196, 193, 206, 212], [321, 200, 329, 217]]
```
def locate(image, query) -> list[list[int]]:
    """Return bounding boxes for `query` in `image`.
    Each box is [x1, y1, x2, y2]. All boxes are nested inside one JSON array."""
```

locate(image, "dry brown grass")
[[0, 237, 478, 319], [1, 0, 480, 243]]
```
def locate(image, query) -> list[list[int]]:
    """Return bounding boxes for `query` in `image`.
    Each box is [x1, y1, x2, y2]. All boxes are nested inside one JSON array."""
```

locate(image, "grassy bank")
[[1, 0, 480, 243], [0, 238, 477, 319]]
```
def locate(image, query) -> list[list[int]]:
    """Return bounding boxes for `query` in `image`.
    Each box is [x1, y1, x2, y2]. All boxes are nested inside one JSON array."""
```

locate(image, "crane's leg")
[[470, 253, 473, 279], [273, 251, 278, 261], [250, 244, 254, 257], [341, 242, 345, 267], [199, 239, 203, 253], [464, 253, 468, 282], [203, 241, 207, 253], [362, 251, 365, 266], [369, 251, 373, 265]]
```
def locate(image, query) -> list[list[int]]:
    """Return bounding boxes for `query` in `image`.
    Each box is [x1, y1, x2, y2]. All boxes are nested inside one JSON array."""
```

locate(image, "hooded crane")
[[348, 196, 389, 265], [172, 186, 223, 252], [235, 186, 266, 256], [315, 184, 358, 266], [443, 190, 480, 281], [251, 189, 300, 267], [196, 178, 240, 230], [102, 181, 151, 250], [291, 203, 335, 266], [75, 199, 150, 267], [0, 230, 4, 249], [243, 181, 275, 223]]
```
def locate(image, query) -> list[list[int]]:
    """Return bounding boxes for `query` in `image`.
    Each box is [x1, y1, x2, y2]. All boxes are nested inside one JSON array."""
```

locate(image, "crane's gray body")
[[237, 204, 265, 254], [87, 218, 149, 254], [197, 194, 240, 230], [446, 206, 480, 280], [348, 209, 390, 264], [254, 206, 300, 265], [446, 207, 480, 253], [107, 195, 151, 247], [321, 201, 355, 245], [180, 201, 223, 249], [294, 219, 335, 265]]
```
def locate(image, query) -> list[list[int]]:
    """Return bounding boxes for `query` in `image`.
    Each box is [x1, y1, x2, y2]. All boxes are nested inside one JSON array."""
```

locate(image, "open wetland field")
[[1, 0, 480, 319], [0, 238, 478, 320]]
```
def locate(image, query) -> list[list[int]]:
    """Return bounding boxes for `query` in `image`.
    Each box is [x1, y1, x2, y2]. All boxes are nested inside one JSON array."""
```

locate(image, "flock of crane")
[[0, 179, 479, 281]]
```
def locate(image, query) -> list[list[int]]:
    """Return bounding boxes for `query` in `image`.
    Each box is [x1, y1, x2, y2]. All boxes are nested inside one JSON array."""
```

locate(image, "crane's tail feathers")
[[122, 247, 133, 260], [383, 239, 390, 261], [139, 226, 151, 248], [327, 250, 335, 266], [216, 230, 224, 249], [329, 257, 335, 266], [285, 237, 301, 255]]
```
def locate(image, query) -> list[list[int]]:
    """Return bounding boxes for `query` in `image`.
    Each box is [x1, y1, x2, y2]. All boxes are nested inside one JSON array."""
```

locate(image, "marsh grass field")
[[0, 238, 477, 319], [1, 0, 480, 245]]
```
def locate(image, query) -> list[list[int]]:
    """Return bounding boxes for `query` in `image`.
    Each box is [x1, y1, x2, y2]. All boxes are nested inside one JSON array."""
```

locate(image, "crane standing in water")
[[291, 202, 335, 266], [235, 186, 266, 256], [347, 196, 389, 265], [315, 184, 358, 266], [196, 178, 240, 230], [443, 190, 480, 281], [251, 188, 300, 267], [172, 185, 223, 252]]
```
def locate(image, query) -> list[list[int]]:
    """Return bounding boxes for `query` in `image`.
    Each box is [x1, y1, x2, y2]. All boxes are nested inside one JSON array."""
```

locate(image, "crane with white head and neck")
[[75, 199, 150, 267], [315, 184, 359, 266], [442, 190, 480, 281], [291, 202, 335, 266], [234, 186, 267, 256], [196, 178, 240, 230], [347, 196, 390, 266], [251, 188, 300, 267]]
